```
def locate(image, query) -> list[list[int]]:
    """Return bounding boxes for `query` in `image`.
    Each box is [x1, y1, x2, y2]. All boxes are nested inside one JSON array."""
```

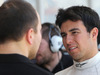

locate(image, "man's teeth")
[[69, 47, 76, 50]]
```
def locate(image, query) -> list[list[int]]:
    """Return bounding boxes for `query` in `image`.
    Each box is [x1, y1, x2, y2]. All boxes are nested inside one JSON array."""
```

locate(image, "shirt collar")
[[73, 52, 100, 69]]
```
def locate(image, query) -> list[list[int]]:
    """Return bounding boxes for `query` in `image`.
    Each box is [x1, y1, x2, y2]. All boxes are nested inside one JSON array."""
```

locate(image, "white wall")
[[1, 0, 100, 23], [28, 0, 100, 24]]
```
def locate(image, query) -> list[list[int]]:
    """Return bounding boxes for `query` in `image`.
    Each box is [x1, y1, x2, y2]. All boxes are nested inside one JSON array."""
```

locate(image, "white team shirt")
[[55, 52, 100, 75]]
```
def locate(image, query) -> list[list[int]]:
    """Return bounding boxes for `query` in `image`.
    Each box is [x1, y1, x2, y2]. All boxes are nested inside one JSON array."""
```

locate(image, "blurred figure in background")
[[0, 0, 53, 75], [98, 33, 100, 51], [98, 44, 100, 51], [98, 22, 100, 51], [35, 22, 73, 73]]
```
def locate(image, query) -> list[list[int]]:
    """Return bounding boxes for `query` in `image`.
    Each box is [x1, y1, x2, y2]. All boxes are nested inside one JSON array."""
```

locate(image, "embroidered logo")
[[75, 63, 87, 67]]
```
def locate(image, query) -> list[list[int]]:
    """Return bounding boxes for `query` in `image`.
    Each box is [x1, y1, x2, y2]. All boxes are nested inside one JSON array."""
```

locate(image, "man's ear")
[[26, 28, 34, 45], [91, 27, 98, 40]]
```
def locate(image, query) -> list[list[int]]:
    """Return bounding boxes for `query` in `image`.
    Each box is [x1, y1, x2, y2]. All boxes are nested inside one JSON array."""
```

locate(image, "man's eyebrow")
[[69, 28, 79, 32], [61, 32, 65, 35], [61, 28, 80, 35]]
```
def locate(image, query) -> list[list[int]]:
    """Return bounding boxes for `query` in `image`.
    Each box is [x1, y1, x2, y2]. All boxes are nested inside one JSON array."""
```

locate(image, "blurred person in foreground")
[[0, 0, 53, 75], [35, 22, 73, 73], [55, 6, 100, 75]]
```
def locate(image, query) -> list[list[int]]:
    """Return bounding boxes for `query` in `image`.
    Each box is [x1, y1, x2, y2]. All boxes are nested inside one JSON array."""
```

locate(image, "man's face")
[[36, 39, 53, 65], [61, 20, 96, 62]]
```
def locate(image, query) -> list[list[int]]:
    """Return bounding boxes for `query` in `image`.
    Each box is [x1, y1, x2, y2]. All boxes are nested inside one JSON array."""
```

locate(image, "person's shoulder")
[[55, 66, 73, 75]]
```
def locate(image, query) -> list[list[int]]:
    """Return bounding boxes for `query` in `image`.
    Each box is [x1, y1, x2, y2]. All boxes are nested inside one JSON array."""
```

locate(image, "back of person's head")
[[42, 22, 64, 52], [56, 6, 100, 33], [42, 22, 60, 42], [0, 0, 38, 44]]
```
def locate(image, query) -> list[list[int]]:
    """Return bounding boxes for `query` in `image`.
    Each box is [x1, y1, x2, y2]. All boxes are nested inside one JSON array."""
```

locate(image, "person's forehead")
[[61, 20, 85, 31]]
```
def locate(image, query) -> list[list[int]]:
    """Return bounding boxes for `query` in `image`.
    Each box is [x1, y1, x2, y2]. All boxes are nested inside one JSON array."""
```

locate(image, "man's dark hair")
[[0, 0, 38, 43], [56, 6, 100, 33]]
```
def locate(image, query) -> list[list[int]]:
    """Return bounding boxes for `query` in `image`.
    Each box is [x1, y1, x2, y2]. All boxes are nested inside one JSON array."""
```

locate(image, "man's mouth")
[[69, 47, 77, 52]]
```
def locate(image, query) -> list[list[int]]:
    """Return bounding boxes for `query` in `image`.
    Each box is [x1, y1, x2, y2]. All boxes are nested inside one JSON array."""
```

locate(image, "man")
[[35, 22, 73, 74], [55, 6, 100, 75], [0, 0, 53, 75]]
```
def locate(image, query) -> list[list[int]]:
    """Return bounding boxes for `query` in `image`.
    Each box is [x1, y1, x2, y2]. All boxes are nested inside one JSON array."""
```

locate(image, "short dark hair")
[[56, 6, 100, 33], [42, 22, 60, 42], [0, 0, 38, 43]]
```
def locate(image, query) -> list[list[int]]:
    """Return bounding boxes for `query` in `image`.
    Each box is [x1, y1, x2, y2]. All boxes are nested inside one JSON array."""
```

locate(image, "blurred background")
[[0, 0, 100, 24]]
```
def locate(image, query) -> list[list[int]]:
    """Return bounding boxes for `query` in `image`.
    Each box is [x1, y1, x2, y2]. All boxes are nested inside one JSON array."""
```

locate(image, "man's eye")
[[72, 32, 78, 34], [61, 34, 66, 37]]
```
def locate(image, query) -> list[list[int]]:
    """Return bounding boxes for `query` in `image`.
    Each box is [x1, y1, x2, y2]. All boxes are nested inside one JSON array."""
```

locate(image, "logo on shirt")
[[75, 63, 87, 67]]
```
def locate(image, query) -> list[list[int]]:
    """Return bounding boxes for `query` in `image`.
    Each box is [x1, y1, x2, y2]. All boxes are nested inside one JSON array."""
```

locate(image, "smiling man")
[[55, 6, 100, 75]]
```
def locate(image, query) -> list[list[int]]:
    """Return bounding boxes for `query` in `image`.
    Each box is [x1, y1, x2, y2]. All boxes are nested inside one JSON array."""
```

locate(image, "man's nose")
[[65, 35, 73, 44]]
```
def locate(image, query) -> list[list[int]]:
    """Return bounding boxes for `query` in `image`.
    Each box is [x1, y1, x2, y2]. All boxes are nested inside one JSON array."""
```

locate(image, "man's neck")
[[0, 40, 28, 58]]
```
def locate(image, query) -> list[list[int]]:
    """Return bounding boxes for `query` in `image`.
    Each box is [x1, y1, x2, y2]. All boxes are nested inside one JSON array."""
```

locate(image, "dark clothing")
[[37, 51, 73, 74], [0, 54, 53, 75], [53, 52, 73, 73]]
